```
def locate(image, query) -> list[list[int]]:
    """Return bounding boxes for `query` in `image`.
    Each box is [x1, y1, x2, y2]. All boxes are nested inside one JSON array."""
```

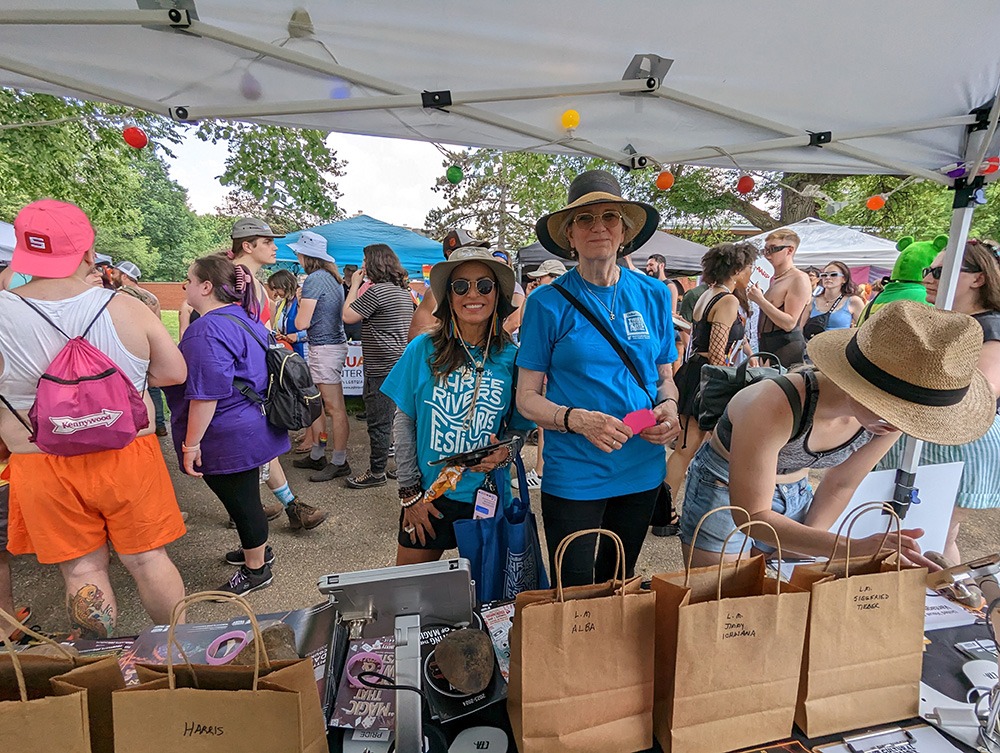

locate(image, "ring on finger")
[[403, 525, 415, 534]]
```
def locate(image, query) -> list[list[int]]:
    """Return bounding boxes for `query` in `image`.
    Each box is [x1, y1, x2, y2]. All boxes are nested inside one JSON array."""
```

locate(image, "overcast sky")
[[165, 131, 450, 229]]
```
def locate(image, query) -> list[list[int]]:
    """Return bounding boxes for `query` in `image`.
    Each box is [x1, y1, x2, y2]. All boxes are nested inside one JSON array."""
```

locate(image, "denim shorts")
[[678, 442, 813, 554]]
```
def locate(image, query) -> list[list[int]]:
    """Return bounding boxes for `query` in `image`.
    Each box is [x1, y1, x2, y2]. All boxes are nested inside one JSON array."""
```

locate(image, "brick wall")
[[142, 282, 185, 311]]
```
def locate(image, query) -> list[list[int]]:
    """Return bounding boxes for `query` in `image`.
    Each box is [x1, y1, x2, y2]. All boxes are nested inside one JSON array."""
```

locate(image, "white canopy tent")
[[519, 229, 709, 275], [744, 218, 899, 270], [0, 221, 14, 263], [0, 2, 997, 550]]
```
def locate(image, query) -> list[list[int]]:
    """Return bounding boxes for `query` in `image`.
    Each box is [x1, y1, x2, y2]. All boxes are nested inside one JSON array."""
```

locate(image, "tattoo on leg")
[[68, 584, 115, 639]]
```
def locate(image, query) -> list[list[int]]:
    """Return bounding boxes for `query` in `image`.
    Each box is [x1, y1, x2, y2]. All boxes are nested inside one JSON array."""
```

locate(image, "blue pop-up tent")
[[275, 214, 442, 277]]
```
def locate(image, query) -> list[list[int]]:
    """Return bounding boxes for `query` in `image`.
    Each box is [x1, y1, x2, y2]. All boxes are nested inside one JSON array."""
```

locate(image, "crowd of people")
[[0, 174, 997, 640]]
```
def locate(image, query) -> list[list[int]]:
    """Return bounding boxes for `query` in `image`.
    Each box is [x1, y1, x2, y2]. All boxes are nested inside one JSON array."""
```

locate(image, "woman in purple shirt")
[[167, 255, 290, 596]]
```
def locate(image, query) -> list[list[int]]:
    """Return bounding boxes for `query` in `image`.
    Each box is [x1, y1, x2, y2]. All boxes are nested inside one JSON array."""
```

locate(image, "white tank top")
[[0, 287, 149, 410]]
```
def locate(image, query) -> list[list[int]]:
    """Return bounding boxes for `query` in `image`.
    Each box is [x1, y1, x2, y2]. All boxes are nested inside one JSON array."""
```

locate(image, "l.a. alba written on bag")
[[696, 351, 787, 431], [113, 592, 327, 753], [0, 292, 148, 456], [508, 529, 656, 753], [220, 314, 323, 431], [789, 502, 926, 737], [454, 452, 549, 603], [652, 510, 810, 753]]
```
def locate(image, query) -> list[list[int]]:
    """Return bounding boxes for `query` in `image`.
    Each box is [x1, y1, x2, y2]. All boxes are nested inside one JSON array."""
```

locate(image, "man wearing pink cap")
[[0, 199, 188, 638]]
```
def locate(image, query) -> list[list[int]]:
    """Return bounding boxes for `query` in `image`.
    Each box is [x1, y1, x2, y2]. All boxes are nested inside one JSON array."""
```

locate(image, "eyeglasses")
[[762, 245, 791, 255], [450, 277, 496, 296], [923, 265, 980, 280], [819, 272, 843, 279], [570, 211, 624, 230]]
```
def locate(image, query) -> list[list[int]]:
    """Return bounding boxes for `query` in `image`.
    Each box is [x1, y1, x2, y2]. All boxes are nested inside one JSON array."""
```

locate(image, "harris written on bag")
[[790, 502, 926, 737], [220, 313, 323, 431], [652, 512, 810, 753], [0, 292, 148, 456], [113, 592, 327, 753], [508, 529, 656, 753]]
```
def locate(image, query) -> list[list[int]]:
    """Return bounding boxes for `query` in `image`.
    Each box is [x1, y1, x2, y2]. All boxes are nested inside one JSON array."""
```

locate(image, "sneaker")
[[310, 461, 351, 482], [262, 499, 285, 521], [346, 470, 387, 489], [286, 499, 328, 531], [5, 606, 31, 643], [217, 564, 273, 597], [387, 444, 395, 457], [155, 424, 168, 437], [512, 469, 542, 490], [292, 455, 327, 471], [386, 468, 398, 480], [224, 544, 275, 567], [355, 411, 367, 421]]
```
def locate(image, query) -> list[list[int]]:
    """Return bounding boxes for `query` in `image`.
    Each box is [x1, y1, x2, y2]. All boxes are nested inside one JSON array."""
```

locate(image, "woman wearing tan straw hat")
[[877, 239, 1000, 563], [678, 299, 996, 569], [381, 244, 530, 565], [517, 169, 681, 588]]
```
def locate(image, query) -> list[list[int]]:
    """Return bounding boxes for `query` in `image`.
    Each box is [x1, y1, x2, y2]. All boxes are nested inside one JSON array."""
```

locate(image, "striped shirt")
[[349, 283, 415, 378]]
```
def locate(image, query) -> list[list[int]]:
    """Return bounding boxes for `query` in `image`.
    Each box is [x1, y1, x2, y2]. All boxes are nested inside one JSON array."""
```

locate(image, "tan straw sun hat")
[[807, 300, 996, 445], [535, 170, 659, 259], [429, 245, 516, 320]]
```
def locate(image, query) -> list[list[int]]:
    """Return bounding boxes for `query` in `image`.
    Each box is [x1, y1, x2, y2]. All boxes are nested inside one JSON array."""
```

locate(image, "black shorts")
[[397, 495, 473, 551]]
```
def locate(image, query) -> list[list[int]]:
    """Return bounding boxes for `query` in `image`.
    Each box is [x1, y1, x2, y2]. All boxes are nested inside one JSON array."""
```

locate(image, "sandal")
[[650, 483, 680, 537]]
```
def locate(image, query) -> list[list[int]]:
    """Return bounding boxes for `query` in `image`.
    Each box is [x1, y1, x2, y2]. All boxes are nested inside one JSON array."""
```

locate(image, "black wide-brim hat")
[[535, 170, 660, 259]]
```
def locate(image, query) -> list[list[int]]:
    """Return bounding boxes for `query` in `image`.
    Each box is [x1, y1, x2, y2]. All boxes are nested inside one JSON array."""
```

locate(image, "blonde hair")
[[765, 229, 801, 248]]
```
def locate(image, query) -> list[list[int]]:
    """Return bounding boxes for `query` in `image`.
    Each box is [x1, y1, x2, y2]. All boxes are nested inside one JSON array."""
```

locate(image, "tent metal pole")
[[181, 79, 655, 120], [960, 80, 1000, 179], [0, 10, 173, 25], [185, 19, 633, 164], [0, 54, 170, 115]]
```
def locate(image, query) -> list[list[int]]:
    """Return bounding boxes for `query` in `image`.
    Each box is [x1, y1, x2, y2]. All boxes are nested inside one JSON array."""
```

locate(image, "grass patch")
[[162, 310, 180, 343]]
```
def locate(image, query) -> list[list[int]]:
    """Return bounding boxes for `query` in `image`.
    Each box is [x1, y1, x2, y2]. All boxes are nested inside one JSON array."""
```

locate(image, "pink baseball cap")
[[12, 199, 96, 278]]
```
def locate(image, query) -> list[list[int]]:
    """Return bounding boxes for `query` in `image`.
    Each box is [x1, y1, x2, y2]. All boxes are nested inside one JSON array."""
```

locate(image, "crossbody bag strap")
[[0, 393, 32, 433], [216, 312, 268, 405], [552, 284, 655, 407]]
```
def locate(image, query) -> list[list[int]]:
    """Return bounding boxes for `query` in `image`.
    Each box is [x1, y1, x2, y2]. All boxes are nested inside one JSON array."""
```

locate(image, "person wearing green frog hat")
[[858, 234, 947, 324]]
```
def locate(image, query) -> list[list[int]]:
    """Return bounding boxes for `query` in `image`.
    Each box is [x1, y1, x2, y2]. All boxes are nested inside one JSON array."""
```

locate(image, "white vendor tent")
[[1, 1, 998, 512], [744, 218, 899, 270], [0, 221, 14, 264], [518, 229, 708, 275]]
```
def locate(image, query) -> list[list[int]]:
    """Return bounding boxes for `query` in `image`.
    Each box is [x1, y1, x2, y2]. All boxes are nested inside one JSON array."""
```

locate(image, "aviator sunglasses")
[[570, 210, 624, 230], [450, 277, 496, 296]]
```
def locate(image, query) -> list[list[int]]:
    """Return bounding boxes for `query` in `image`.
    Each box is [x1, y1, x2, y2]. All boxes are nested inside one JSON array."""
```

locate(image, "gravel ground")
[[9, 417, 1000, 636]]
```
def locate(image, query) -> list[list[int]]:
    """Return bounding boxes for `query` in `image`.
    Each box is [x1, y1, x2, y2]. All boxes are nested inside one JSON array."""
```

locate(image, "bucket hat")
[[807, 299, 995, 445], [429, 246, 516, 320], [527, 259, 568, 279], [231, 216, 285, 239], [12, 199, 95, 278], [442, 229, 489, 258], [289, 231, 335, 263], [535, 170, 659, 259]]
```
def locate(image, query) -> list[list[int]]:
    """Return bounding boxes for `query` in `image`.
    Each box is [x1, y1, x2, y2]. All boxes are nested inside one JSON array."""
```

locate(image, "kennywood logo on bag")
[[50, 409, 124, 434]]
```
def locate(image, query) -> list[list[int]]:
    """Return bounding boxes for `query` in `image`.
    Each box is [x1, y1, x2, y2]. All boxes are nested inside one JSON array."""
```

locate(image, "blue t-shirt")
[[518, 268, 677, 500], [300, 269, 346, 346], [166, 304, 291, 475], [381, 334, 531, 505]]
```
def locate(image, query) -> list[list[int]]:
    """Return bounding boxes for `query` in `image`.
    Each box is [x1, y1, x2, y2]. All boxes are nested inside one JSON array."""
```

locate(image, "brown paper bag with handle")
[[508, 528, 656, 753], [790, 502, 926, 737], [0, 610, 124, 753], [0, 628, 93, 753], [112, 591, 326, 753], [653, 511, 810, 753]]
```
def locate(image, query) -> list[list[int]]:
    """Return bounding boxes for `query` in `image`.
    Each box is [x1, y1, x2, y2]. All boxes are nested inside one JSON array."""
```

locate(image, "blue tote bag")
[[454, 453, 550, 604]]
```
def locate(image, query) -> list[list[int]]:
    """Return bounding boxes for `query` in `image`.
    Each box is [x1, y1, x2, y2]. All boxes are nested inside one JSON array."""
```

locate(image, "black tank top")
[[690, 291, 745, 357]]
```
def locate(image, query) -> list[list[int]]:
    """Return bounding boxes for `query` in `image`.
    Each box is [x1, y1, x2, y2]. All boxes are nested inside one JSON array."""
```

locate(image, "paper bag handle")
[[166, 591, 270, 691], [553, 528, 626, 603], [684, 505, 753, 587], [0, 630, 28, 702], [0, 606, 77, 661], [824, 502, 902, 577], [719, 520, 783, 598]]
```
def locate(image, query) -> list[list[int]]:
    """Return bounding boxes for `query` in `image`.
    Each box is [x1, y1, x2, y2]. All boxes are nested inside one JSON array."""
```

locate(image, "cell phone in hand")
[[429, 438, 517, 467]]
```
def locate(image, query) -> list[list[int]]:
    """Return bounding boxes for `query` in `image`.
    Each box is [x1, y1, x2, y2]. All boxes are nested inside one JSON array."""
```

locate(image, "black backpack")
[[220, 314, 323, 431]]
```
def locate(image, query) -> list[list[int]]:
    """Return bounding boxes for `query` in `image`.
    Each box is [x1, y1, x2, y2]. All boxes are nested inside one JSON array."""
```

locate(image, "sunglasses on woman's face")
[[450, 277, 496, 296], [819, 272, 843, 279], [923, 265, 979, 280], [570, 210, 624, 230]]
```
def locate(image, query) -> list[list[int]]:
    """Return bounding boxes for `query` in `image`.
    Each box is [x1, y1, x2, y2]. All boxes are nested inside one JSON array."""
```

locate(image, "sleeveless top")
[[690, 291, 746, 357], [715, 370, 876, 475], [0, 287, 149, 410], [810, 296, 853, 330]]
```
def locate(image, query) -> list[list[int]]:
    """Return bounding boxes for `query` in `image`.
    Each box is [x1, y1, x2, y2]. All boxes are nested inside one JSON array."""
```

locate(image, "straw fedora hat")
[[807, 300, 996, 445], [429, 245, 516, 320], [535, 170, 659, 259]]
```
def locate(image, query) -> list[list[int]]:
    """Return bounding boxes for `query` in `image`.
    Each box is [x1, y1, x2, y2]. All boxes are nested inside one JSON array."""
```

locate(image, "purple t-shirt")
[[166, 304, 290, 474]]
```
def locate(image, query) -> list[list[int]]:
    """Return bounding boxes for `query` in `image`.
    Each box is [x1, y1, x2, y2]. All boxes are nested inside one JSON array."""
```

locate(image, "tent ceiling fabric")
[[1, 2, 999, 179], [744, 218, 899, 269]]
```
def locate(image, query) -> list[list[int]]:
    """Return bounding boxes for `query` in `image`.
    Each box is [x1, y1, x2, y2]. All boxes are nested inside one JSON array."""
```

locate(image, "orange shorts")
[[5, 434, 186, 564]]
